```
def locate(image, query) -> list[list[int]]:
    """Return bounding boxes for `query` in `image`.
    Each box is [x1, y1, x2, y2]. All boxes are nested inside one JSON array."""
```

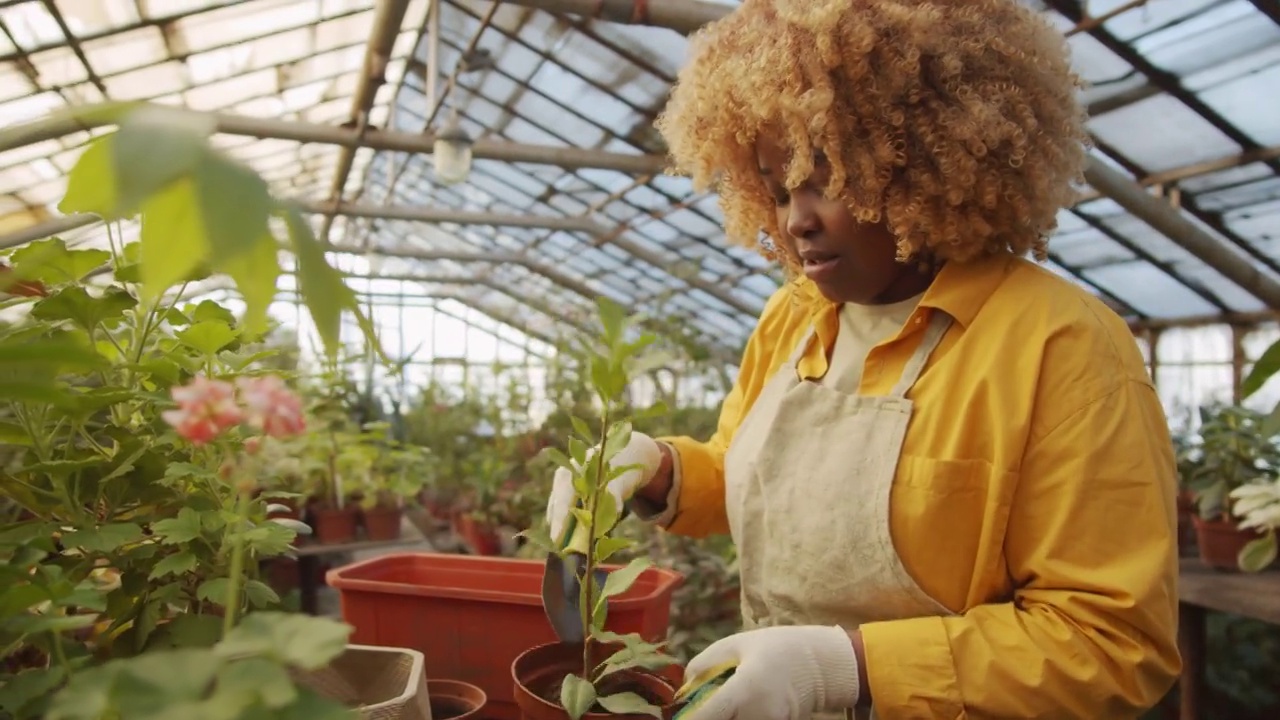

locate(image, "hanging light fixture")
[[433, 110, 473, 186]]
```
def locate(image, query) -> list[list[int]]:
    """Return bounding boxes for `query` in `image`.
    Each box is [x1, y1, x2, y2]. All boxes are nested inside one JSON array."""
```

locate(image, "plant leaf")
[[220, 234, 280, 338], [7, 238, 110, 285], [148, 550, 197, 579], [174, 319, 237, 356], [1238, 532, 1277, 573], [151, 508, 204, 544], [243, 580, 280, 609], [111, 105, 215, 216], [62, 523, 144, 553], [1244, 338, 1280, 398], [57, 136, 120, 219], [600, 557, 651, 600], [593, 536, 632, 563], [559, 674, 597, 720], [597, 692, 662, 719]]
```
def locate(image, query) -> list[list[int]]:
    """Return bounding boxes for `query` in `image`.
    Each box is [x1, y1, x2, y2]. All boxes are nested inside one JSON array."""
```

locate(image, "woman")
[[545, 1, 1181, 718]]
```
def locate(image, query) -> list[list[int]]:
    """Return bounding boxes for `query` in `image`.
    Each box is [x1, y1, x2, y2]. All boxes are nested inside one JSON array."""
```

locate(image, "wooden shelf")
[[1179, 557, 1280, 624]]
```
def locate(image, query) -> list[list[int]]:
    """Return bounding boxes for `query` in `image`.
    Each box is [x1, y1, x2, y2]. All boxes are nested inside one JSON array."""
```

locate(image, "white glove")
[[678, 626, 862, 720], [546, 431, 663, 543]]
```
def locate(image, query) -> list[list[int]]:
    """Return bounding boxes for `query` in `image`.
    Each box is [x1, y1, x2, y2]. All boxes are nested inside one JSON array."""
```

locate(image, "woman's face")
[[755, 134, 933, 305]]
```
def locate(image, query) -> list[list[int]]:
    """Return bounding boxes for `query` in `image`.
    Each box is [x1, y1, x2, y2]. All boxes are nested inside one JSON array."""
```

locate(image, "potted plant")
[[325, 300, 682, 720], [511, 298, 682, 720], [1227, 478, 1280, 572], [0, 100, 410, 719], [353, 422, 431, 541], [1182, 405, 1280, 570]]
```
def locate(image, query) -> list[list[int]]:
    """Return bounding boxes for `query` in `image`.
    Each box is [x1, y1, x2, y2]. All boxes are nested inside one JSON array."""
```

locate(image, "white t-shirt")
[[818, 293, 924, 394]]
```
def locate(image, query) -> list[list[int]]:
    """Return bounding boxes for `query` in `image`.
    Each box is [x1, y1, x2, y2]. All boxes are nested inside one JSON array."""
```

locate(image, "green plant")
[[519, 298, 678, 720], [0, 101, 393, 719], [1180, 405, 1280, 521]]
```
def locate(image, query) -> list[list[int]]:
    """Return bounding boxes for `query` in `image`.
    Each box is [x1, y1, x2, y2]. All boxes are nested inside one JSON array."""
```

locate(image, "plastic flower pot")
[[293, 644, 430, 720], [312, 504, 360, 544], [327, 553, 682, 720], [428, 679, 488, 720], [1192, 514, 1273, 571], [453, 514, 502, 555], [363, 505, 404, 541], [512, 641, 678, 720]]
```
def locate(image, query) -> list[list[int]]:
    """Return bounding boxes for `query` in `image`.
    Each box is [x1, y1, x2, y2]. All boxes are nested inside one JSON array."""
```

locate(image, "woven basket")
[[293, 644, 432, 720]]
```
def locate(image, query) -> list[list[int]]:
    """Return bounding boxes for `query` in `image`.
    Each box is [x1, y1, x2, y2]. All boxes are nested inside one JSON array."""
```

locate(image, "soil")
[[534, 669, 667, 714], [430, 697, 474, 720]]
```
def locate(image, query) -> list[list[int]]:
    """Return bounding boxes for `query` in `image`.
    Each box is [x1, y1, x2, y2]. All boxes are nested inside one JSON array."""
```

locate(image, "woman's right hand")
[[545, 431, 670, 544]]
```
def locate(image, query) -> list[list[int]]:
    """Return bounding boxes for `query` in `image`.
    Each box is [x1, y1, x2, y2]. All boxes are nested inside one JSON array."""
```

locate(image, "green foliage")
[[521, 298, 676, 720], [0, 219, 352, 716], [35, 613, 353, 720], [1179, 405, 1280, 519], [48, 102, 377, 359]]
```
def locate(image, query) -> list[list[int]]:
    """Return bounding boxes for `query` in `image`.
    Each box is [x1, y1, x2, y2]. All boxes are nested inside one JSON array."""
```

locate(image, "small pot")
[[362, 504, 403, 541], [454, 513, 502, 556], [1192, 514, 1273, 571], [427, 679, 487, 720], [512, 641, 678, 720], [311, 505, 359, 544]]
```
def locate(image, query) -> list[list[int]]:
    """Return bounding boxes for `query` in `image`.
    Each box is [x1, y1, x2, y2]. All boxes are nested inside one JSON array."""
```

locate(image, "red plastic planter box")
[[326, 553, 682, 720]]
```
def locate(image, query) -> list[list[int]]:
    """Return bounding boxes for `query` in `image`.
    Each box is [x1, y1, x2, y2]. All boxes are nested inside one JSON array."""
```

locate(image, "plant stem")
[[222, 486, 250, 636], [582, 405, 610, 681]]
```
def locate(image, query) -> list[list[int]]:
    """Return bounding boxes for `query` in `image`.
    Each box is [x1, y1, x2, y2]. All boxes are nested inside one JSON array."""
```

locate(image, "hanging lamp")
[[433, 110, 473, 186]]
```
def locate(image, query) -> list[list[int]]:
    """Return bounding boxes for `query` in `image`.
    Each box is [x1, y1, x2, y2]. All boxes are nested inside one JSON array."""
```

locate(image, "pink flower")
[[162, 376, 243, 445], [236, 376, 306, 439]]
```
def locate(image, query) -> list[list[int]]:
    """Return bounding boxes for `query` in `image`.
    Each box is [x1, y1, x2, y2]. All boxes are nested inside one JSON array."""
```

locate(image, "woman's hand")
[[545, 431, 667, 543], [677, 625, 862, 720]]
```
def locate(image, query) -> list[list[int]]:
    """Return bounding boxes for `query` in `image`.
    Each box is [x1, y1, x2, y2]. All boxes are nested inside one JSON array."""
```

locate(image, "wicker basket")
[[293, 644, 432, 720]]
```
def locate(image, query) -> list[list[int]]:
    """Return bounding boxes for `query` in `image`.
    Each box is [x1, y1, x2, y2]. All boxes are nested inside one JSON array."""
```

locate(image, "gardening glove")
[[674, 626, 861, 720], [546, 431, 663, 546]]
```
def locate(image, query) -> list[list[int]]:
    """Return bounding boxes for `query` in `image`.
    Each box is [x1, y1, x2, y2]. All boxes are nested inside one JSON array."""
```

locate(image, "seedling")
[[520, 297, 678, 720]]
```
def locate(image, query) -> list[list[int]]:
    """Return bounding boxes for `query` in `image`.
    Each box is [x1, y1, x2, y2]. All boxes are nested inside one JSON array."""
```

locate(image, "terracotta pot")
[[454, 513, 502, 556], [1192, 515, 1273, 571], [311, 505, 359, 544], [362, 504, 403, 541], [428, 679, 488, 720], [264, 557, 301, 594], [511, 641, 678, 720], [327, 554, 682, 720]]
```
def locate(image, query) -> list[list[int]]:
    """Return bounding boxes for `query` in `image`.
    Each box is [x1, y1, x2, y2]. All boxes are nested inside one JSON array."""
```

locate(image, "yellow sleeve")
[[658, 286, 804, 539], [860, 377, 1181, 718]]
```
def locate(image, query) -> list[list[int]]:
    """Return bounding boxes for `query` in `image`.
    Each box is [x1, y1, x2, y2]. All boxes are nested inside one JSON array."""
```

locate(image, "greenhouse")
[[0, 0, 1278, 719]]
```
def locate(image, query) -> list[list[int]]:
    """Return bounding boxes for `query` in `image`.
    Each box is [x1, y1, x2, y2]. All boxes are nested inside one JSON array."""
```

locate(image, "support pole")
[[317, 0, 414, 246], [0, 106, 668, 175], [1084, 158, 1280, 308], [497, 0, 728, 35]]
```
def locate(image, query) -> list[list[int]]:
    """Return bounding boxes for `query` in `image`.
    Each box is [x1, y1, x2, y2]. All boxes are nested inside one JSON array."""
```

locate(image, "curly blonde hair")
[[655, 0, 1090, 268]]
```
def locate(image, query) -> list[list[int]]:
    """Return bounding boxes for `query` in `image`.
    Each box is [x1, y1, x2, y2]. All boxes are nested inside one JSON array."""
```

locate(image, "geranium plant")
[[0, 100, 393, 719], [520, 298, 678, 720]]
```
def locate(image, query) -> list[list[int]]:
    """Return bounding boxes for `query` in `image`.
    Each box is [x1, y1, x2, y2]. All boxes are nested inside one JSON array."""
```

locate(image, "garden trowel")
[[540, 498, 629, 643]]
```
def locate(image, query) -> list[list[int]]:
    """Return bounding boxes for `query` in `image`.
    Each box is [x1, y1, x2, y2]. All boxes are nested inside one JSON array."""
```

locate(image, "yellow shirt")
[[660, 251, 1181, 719]]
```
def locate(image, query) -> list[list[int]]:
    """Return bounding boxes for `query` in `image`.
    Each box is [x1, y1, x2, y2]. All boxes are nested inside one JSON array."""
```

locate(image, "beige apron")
[[723, 310, 956, 720]]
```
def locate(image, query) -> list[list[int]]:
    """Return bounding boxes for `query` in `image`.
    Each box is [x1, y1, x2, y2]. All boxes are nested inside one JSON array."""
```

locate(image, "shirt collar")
[[917, 251, 1017, 329], [790, 250, 1016, 328]]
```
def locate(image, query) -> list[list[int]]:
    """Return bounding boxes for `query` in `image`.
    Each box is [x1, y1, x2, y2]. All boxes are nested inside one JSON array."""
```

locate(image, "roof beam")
[[298, 201, 760, 317], [0, 105, 669, 175], [497, 0, 1280, 310], [315, 0, 413, 248]]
